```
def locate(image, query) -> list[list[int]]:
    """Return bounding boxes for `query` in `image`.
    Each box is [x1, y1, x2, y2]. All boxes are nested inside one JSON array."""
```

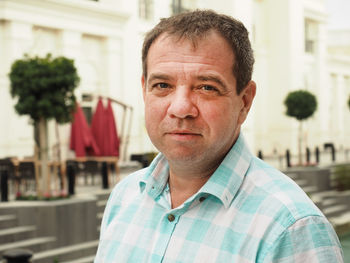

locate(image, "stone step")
[[322, 204, 349, 218], [94, 190, 111, 202], [328, 211, 350, 236], [97, 213, 103, 221], [61, 255, 95, 263], [0, 236, 56, 258], [96, 213, 103, 229], [285, 172, 299, 180], [313, 197, 340, 211], [0, 215, 17, 229], [322, 198, 340, 207], [0, 226, 36, 245], [33, 240, 99, 263], [310, 190, 340, 203], [97, 200, 107, 207], [300, 185, 318, 195], [293, 179, 309, 188], [97, 200, 107, 214]]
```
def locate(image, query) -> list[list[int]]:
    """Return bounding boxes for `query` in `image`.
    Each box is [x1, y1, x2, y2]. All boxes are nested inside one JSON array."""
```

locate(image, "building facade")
[[0, 0, 349, 164]]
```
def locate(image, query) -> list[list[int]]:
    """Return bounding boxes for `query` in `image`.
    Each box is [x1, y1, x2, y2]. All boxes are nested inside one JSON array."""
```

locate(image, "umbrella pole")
[[119, 105, 127, 161]]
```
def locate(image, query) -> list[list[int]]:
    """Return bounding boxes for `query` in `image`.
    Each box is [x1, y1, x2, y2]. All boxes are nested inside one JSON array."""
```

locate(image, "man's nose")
[[167, 87, 199, 119]]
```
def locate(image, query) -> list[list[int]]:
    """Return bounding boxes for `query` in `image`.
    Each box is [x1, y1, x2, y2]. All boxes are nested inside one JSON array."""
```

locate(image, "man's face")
[[142, 31, 255, 168]]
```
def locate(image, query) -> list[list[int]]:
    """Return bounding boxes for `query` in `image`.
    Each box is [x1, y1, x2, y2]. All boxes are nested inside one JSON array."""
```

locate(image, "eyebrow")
[[147, 73, 172, 84]]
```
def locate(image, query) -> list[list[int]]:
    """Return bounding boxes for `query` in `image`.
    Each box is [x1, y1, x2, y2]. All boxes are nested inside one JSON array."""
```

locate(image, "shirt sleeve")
[[262, 215, 344, 263]]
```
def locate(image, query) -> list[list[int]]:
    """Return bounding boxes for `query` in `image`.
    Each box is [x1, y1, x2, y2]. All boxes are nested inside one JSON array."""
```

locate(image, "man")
[[95, 10, 343, 262]]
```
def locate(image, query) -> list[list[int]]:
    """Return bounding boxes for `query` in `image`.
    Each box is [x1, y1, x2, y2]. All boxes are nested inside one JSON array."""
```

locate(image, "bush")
[[284, 90, 317, 120], [333, 164, 350, 191]]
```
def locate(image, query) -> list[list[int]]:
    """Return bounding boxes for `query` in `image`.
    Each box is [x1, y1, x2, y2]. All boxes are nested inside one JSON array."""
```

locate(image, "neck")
[[167, 163, 217, 208]]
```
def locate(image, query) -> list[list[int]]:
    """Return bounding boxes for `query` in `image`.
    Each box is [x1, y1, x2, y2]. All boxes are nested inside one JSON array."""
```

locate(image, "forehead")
[[147, 31, 235, 76]]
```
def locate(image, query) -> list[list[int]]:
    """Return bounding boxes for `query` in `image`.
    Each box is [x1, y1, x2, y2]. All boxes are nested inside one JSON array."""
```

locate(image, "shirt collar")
[[139, 133, 253, 208], [139, 153, 169, 199], [199, 133, 252, 208]]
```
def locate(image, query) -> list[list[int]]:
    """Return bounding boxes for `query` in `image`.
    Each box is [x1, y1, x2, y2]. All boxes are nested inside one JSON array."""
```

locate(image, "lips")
[[165, 130, 202, 141], [166, 129, 201, 135]]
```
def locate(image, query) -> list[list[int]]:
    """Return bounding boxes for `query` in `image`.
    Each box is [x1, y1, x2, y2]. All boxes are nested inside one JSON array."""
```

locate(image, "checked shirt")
[[95, 134, 343, 263]]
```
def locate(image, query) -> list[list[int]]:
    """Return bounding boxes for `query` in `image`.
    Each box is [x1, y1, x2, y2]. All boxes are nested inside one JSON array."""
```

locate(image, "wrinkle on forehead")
[[147, 30, 235, 67], [159, 30, 214, 51]]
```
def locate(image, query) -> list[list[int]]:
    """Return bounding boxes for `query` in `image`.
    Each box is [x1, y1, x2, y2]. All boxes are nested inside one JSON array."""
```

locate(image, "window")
[[171, 0, 196, 15], [305, 19, 318, 54], [82, 94, 94, 124], [139, 0, 153, 20]]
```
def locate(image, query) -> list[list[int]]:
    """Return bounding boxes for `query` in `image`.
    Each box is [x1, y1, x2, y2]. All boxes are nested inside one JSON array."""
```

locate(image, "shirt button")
[[167, 214, 175, 222]]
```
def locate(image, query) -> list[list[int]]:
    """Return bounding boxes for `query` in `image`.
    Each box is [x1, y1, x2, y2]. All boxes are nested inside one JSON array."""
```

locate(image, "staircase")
[[285, 168, 350, 236], [0, 214, 56, 260], [0, 161, 140, 263]]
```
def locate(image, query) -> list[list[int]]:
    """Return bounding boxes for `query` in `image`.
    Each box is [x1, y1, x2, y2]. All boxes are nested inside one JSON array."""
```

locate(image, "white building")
[[0, 0, 349, 164]]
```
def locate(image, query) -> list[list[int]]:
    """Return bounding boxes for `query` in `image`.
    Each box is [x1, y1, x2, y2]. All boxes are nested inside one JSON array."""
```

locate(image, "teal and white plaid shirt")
[[95, 134, 343, 262]]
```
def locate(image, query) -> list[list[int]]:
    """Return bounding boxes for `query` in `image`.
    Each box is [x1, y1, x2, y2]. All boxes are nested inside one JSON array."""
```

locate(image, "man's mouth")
[[165, 130, 202, 140]]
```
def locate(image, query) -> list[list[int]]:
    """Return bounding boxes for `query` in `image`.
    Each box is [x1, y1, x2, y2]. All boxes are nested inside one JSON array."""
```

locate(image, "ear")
[[238, 81, 256, 124], [141, 75, 146, 101]]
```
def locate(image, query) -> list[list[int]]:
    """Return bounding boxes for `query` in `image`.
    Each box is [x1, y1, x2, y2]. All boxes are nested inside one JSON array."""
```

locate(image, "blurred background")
[[0, 0, 350, 262], [0, 0, 349, 167]]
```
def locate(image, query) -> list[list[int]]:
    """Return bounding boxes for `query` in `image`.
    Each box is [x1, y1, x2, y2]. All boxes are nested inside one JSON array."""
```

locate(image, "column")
[[58, 30, 82, 160], [337, 75, 345, 146], [104, 37, 123, 99], [1, 21, 34, 157], [59, 30, 82, 62]]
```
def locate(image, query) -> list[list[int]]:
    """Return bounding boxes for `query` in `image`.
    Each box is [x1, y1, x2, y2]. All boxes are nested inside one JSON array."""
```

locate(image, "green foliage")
[[348, 95, 350, 111], [9, 54, 80, 123], [333, 164, 350, 191], [284, 90, 317, 121]]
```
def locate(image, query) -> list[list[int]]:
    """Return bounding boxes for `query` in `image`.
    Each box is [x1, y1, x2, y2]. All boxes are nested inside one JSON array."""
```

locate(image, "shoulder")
[[245, 157, 323, 219], [108, 167, 148, 203], [261, 215, 343, 262], [232, 157, 326, 242], [99, 167, 149, 231], [240, 158, 343, 261]]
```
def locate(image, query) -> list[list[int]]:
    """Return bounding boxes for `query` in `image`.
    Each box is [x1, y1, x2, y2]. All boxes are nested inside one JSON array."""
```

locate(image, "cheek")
[[202, 101, 239, 126], [145, 98, 166, 128], [205, 104, 242, 141]]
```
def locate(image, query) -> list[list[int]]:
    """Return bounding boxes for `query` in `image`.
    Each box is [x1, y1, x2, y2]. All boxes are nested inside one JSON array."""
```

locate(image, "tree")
[[284, 90, 317, 165], [9, 54, 80, 196]]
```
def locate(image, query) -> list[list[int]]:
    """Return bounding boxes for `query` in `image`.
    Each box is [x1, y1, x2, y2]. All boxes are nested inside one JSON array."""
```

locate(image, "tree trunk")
[[38, 117, 50, 196], [298, 121, 303, 166]]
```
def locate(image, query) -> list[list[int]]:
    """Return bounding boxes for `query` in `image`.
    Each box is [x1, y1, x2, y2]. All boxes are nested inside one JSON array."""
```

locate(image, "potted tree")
[[9, 54, 80, 197], [284, 90, 317, 165]]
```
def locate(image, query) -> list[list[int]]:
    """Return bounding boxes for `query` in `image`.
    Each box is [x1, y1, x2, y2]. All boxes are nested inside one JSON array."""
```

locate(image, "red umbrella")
[[90, 98, 105, 156], [70, 103, 100, 157], [104, 99, 120, 157], [90, 98, 120, 157]]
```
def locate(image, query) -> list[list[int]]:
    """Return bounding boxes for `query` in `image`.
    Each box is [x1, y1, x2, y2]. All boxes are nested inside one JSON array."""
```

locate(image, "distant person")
[[95, 10, 343, 262]]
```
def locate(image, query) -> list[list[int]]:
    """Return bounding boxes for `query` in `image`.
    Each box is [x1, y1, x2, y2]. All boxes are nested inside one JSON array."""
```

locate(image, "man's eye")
[[157, 83, 169, 89], [201, 85, 217, 92]]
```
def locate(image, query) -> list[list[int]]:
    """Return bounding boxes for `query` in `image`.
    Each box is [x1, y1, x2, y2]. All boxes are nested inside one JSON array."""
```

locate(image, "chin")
[[163, 149, 203, 163]]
